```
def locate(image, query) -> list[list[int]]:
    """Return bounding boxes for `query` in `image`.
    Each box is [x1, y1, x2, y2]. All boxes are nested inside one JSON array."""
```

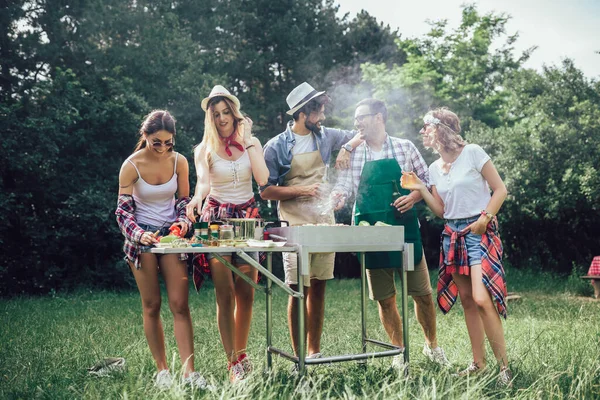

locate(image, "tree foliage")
[[362, 6, 600, 273], [0, 0, 403, 295]]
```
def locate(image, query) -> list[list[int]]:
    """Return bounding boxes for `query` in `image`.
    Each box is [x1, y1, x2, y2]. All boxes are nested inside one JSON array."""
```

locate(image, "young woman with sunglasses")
[[185, 86, 269, 383], [116, 110, 208, 389]]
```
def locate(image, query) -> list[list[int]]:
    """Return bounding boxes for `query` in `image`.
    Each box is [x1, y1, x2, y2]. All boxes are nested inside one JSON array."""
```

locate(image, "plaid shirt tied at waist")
[[193, 196, 265, 290], [115, 194, 192, 269], [437, 217, 508, 319]]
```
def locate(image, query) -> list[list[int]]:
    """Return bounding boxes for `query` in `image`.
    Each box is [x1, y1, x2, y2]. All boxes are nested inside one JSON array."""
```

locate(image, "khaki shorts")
[[366, 249, 432, 301], [283, 252, 335, 287]]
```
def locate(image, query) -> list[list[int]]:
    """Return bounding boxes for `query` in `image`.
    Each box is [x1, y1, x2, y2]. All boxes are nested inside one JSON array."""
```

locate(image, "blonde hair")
[[194, 96, 245, 164], [425, 107, 467, 153]]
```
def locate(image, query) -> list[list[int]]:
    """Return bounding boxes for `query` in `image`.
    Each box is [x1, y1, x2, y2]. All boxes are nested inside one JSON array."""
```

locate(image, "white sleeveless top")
[[208, 150, 254, 204], [128, 153, 178, 226]]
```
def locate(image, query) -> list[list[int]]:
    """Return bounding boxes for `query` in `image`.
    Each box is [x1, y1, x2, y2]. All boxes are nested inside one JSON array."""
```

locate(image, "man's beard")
[[305, 120, 321, 134]]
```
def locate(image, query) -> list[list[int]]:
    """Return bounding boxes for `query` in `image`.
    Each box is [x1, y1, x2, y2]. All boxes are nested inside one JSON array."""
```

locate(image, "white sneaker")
[[422, 344, 451, 367], [391, 351, 409, 377], [454, 361, 486, 378], [154, 369, 173, 389], [229, 361, 245, 383], [497, 366, 513, 388], [239, 354, 253, 375], [183, 371, 211, 390]]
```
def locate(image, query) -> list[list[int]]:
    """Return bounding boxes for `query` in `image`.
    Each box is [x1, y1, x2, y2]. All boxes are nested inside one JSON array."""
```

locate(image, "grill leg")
[[266, 253, 273, 371], [297, 251, 306, 376], [360, 252, 367, 354], [402, 265, 409, 364]]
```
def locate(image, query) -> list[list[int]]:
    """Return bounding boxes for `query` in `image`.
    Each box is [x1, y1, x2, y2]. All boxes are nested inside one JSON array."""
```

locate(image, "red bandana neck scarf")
[[221, 135, 244, 156]]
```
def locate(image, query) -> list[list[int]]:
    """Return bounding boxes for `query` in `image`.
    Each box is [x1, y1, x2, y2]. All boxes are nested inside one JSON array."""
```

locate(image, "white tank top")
[[208, 150, 254, 204], [128, 153, 179, 227]]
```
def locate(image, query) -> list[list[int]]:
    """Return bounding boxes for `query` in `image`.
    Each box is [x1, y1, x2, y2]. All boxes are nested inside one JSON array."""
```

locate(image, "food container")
[[225, 218, 265, 240], [209, 223, 220, 240], [199, 221, 209, 240], [219, 224, 235, 240]]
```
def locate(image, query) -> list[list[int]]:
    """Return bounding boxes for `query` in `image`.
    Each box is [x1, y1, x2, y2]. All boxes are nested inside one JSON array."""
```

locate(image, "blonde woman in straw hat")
[[186, 85, 269, 383]]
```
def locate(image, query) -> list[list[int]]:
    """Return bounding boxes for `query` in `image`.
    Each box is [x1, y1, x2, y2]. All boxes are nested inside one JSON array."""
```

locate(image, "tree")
[[470, 60, 600, 271]]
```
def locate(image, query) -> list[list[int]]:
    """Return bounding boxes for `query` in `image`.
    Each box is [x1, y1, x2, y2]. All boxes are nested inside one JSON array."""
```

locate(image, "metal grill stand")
[[266, 225, 413, 375], [148, 226, 413, 377]]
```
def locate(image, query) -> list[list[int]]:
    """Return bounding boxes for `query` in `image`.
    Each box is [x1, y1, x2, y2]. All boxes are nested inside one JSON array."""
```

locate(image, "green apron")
[[354, 138, 423, 269]]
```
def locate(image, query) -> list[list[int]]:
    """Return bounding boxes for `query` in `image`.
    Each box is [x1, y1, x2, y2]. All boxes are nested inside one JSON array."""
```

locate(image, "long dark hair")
[[134, 110, 176, 152]]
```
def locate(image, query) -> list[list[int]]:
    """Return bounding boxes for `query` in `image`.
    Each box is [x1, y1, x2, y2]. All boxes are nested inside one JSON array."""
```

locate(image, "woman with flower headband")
[[115, 110, 208, 389], [402, 107, 512, 387], [185, 85, 269, 383]]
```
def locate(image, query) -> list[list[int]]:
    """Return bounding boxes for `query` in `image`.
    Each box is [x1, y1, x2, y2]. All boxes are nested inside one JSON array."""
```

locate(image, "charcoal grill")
[[265, 224, 414, 375]]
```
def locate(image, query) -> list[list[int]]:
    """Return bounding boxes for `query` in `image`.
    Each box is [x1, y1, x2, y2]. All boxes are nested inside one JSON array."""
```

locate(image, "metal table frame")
[[149, 238, 413, 376]]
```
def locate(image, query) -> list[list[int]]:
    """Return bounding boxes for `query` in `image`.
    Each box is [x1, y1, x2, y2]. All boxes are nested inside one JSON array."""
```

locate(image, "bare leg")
[[377, 295, 404, 347], [129, 254, 167, 371], [413, 294, 438, 348], [160, 254, 195, 376], [453, 272, 486, 367], [288, 284, 308, 356], [233, 263, 258, 355], [470, 264, 508, 368], [210, 256, 237, 363], [306, 279, 327, 355]]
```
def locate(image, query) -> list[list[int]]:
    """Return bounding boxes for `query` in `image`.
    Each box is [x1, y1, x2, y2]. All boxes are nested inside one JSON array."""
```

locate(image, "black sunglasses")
[[150, 140, 174, 148]]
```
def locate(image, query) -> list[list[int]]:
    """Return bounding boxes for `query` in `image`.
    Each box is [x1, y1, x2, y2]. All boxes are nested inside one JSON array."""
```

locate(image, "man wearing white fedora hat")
[[260, 82, 362, 361]]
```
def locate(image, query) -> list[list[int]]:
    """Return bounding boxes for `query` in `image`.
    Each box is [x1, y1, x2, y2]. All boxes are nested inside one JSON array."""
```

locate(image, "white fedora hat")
[[201, 85, 241, 111], [286, 82, 326, 115]]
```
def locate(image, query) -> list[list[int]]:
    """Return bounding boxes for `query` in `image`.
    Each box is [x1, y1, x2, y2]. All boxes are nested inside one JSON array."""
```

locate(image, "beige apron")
[[279, 137, 334, 286], [278, 144, 334, 226]]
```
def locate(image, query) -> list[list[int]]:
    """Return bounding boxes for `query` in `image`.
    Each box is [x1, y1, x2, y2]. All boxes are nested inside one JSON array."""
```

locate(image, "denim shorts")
[[442, 216, 482, 266], [138, 222, 173, 253]]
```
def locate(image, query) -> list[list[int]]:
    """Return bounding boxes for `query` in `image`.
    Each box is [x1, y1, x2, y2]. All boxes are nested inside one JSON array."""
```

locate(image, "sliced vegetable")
[[358, 220, 371, 226], [160, 235, 179, 243], [374, 221, 391, 226]]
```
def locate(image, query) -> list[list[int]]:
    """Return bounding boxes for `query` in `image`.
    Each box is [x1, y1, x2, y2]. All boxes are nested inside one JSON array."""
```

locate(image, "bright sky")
[[335, 0, 600, 79]]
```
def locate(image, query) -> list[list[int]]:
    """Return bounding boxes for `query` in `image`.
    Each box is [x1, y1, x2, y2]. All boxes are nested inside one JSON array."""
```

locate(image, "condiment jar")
[[219, 224, 234, 240], [210, 224, 220, 240], [200, 222, 209, 240], [193, 223, 202, 239]]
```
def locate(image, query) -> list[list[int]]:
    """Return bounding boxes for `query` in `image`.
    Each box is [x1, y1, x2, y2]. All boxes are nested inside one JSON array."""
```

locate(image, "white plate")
[[246, 239, 287, 248]]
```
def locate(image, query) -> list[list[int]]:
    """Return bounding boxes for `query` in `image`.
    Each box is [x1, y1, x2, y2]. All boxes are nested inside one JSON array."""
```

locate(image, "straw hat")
[[286, 82, 326, 115], [201, 85, 241, 111]]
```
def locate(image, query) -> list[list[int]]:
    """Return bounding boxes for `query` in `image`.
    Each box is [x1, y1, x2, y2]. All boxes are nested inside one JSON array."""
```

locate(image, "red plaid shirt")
[[193, 196, 264, 290], [115, 194, 192, 269], [437, 217, 508, 319]]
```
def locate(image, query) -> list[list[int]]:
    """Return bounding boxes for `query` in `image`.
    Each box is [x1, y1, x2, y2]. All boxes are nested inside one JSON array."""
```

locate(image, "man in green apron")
[[332, 98, 450, 371], [261, 82, 362, 360]]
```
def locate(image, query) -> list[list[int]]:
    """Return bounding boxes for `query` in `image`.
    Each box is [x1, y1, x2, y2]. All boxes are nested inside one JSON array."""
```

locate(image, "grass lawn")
[[1, 267, 599, 399]]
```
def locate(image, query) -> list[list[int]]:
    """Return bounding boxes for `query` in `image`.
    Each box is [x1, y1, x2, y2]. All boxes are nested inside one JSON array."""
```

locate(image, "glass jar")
[[200, 221, 209, 240], [210, 224, 220, 240], [219, 224, 234, 240]]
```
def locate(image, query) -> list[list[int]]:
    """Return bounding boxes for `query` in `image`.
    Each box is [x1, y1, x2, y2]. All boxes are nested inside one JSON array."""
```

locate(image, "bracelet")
[[245, 144, 255, 150], [481, 210, 494, 219]]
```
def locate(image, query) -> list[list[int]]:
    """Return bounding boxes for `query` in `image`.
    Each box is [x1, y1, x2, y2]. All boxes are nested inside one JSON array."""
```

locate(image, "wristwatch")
[[342, 143, 353, 152]]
